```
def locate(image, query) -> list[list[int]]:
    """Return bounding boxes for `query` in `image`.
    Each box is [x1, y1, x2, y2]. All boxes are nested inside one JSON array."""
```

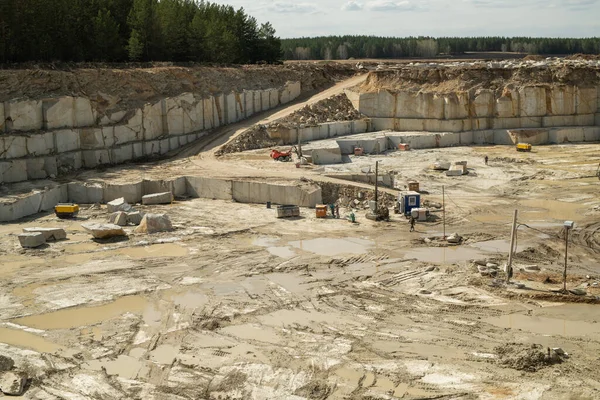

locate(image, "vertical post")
[[442, 186, 446, 240], [506, 209, 518, 283], [563, 228, 569, 292], [374, 161, 379, 215], [297, 126, 302, 159]]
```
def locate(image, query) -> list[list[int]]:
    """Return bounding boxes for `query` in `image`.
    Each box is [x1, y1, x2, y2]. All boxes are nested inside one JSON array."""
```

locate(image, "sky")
[[212, 0, 600, 39]]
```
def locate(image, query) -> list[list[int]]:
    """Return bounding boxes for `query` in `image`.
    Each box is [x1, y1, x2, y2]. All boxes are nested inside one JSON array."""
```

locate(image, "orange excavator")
[[270, 146, 300, 162]]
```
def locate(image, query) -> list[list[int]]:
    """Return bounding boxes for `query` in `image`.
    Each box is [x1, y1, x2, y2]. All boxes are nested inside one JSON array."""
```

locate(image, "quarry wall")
[[0, 82, 302, 185], [344, 85, 600, 133]]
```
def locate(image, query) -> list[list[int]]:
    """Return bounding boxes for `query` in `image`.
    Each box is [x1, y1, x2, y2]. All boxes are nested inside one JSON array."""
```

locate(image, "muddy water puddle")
[[485, 313, 600, 338], [12, 295, 148, 330], [253, 237, 296, 258], [289, 237, 374, 256], [471, 240, 529, 253], [405, 247, 486, 264], [120, 243, 188, 258], [0, 327, 63, 353]]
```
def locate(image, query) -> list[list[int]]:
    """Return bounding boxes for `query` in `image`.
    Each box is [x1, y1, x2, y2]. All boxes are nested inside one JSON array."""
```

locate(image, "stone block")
[[542, 115, 575, 127], [45, 97, 74, 129], [4, 136, 28, 159], [159, 139, 170, 155], [26, 158, 48, 180], [203, 98, 214, 130], [55, 129, 80, 153], [213, 94, 224, 127], [7, 100, 43, 131], [492, 118, 523, 130], [113, 124, 139, 145], [57, 151, 82, 173], [549, 127, 585, 144], [143, 101, 164, 140], [74, 97, 95, 127], [107, 197, 132, 213], [142, 191, 173, 205], [464, 118, 489, 131], [444, 93, 469, 119], [182, 97, 201, 134], [111, 144, 133, 164], [133, 142, 144, 159], [105, 181, 143, 204], [24, 184, 63, 211], [223, 92, 236, 125], [166, 97, 185, 135], [288, 82, 301, 101], [269, 89, 279, 109], [243, 91, 253, 119], [80, 128, 105, 149], [18, 232, 46, 248], [472, 90, 494, 117], [459, 130, 474, 145], [437, 132, 461, 147], [169, 136, 179, 151], [397, 92, 444, 119], [472, 130, 495, 144], [67, 182, 104, 204], [82, 149, 110, 168], [329, 121, 353, 137], [493, 130, 513, 145], [186, 176, 232, 200], [519, 87, 547, 117], [134, 213, 173, 234], [43, 157, 58, 178], [425, 119, 465, 132], [109, 211, 128, 226], [576, 87, 598, 115], [253, 91, 262, 116], [311, 147, 343, 165], [280, 85, 291, 105], [101, 126, 115, 147], [372, 90, 395, 118], [2, 159, 28, 183], [548, 86, 576, 115], [496, 96, 516, 118], [27, 132, 54, 156], [352, 120, 369, 134], [261, 90, 270, 111], [520, 116, 543, 128], [394, 118, 424, 131], [82, 223, 127, 239], [574, 114, 595, 126], [583, 126, 600, 142], [0, 191, 42, 222], [23, 227, 67, 241], [127, 211, 144, 225], [144, 141, 161, 157], [190, 100, 204, 133]]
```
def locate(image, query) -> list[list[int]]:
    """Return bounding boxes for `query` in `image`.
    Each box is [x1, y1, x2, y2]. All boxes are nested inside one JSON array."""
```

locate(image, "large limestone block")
[[111, 144, 133, 164], [159, 138, 170, 155], [472, 130, 495, 144], [459, 130, 474, 145], [549, 127, 584, 143], [142, 192, 173, 205], [396, 92, 444, 119], [213, 94, 224, 127], [45, 97, 74, 129], [311, 147, 343, 165], [101, 126, 115, 147], [244, 91, 254, 119], [370, 118, 394, 131], [496, 97, 515, 118], [472, 90, 494, 117], [437, 132, 461, 148], [394, 118, 424, 131], [372, 90, 395, 118], [114, 124, 140, 145], [107, 197, 132, 213], [287, 82, 301, 101], [519, 87, 547, 117], [253, 91, 261, 116], [7, 100, 43, 131], [82, 149, 111, 168], [169, 137, 179, 151], [24, 227, 67, 241], [144, 140, 161, 156], [186, 176, 232, 200], [57, 152, 82, 173], [357, 92, 377, 116], [183, 97, 201, 134], [133, 142, 144, 159], [329, 121, 353, 137], [4, 136, 28, 159], [203, 98, 214, 130], [542, 115, 575, 127], [43, 157, 58, 177], [26, 158, 48, 180], [352, 120, 369, 134], [444, 93, 469, 119], [27, 132, 54, 156], [576, 87, 598, 115], [575, 114, 595, 126], [548, 86, 575, 115], [108, 211, 128, 226], [280, 85, 291, 105], [261, 90, 270, 111], [143, 101, 164, 140], [18, 232, 46, 248], [1, 160, 27, 183], [166, 97, 185, 135], [82, 223, 127, 239], [583, 126, 600, 142], [0, 191, 42, 222], [55, 129, 80, 153], [269, 89, 279, 109], [105, 181, 143, 203], [80, 128, 105, 149], [67, 182, 104, 203], [426, 119, 465, 132], [134, 213, 173, 234], [74, 97, 95, 127], [224, 93, 237, 125]]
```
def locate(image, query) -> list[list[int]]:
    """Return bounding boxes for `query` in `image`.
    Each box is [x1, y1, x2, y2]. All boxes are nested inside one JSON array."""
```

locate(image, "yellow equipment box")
[[516, 143, 532, 152], [55, 203, 79, 219]]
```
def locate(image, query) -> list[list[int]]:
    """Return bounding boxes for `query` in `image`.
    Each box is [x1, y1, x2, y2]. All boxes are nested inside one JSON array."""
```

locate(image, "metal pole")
[[442, 186, 446, 240], [374, 161, 379, 215], [506, 209, 518, 284], [563, 228, 569, 292]]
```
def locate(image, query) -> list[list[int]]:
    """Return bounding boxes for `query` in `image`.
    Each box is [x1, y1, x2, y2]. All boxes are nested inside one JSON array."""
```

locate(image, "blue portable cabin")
[[398, 191, 421, 216]]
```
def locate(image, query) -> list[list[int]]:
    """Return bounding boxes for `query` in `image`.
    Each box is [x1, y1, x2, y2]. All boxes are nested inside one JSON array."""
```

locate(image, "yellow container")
[[516, 143, 532, 152], [316, 205, 328, 218], [55, 203, 79, 219]]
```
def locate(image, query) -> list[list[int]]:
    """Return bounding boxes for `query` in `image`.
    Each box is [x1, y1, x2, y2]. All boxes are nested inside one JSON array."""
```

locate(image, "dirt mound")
[[515, 243, 562, 263], [216, 125, 278, 155], [566, 53, 600, 60], [495, 343, 566, 372], [0, 63, 355, 111], [278, 93, 364, 126], [358, 64, 600, 94]]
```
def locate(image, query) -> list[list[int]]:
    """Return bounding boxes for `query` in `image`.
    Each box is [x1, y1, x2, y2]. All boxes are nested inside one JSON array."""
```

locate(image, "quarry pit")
[[1, 60, 600, 399]]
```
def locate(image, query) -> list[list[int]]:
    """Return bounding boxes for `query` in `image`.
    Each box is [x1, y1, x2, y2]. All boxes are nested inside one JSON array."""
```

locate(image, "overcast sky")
[[212, 0, 599, 39]]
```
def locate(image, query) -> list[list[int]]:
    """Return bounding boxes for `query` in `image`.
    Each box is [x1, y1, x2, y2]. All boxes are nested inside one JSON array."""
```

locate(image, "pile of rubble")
[[495, 343, 568, 372], [216, 125, 278, 155], [278, 93, 365, 127]]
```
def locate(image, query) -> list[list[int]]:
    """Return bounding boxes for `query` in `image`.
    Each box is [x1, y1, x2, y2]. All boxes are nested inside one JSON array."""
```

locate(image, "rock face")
[[18, 232, 46, 248], [22, 227, 67, 241], [107, 197, 132, 213], [142, 192, 173, 205], [82, 223, 127, 239], [134, 214, 173, 234], [108, 211, 128, 226], [0, 371, 27, 396]]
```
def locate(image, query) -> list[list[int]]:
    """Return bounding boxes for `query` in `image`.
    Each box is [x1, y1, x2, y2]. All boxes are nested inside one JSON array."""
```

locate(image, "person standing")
[[484, 155, 489, 165], [335, 204, 340, 219], [409, 215, 416, 232]]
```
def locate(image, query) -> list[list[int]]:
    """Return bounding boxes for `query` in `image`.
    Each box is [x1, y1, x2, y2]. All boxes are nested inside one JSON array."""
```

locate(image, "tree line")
[[0, 0, 282, 63], [281, 36, 600, 60]]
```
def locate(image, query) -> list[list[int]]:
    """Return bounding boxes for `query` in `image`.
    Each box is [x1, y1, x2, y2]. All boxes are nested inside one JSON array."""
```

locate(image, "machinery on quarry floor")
[[54, 203, 79, 219], [270, 146, 301, 162], [516, 143, 532, 152]]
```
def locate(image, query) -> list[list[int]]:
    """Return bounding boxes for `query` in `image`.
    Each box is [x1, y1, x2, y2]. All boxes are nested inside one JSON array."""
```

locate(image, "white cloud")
[[366, 1, 416, 11], [267, 2, 319, 13], [342, 1, 364, 10]]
